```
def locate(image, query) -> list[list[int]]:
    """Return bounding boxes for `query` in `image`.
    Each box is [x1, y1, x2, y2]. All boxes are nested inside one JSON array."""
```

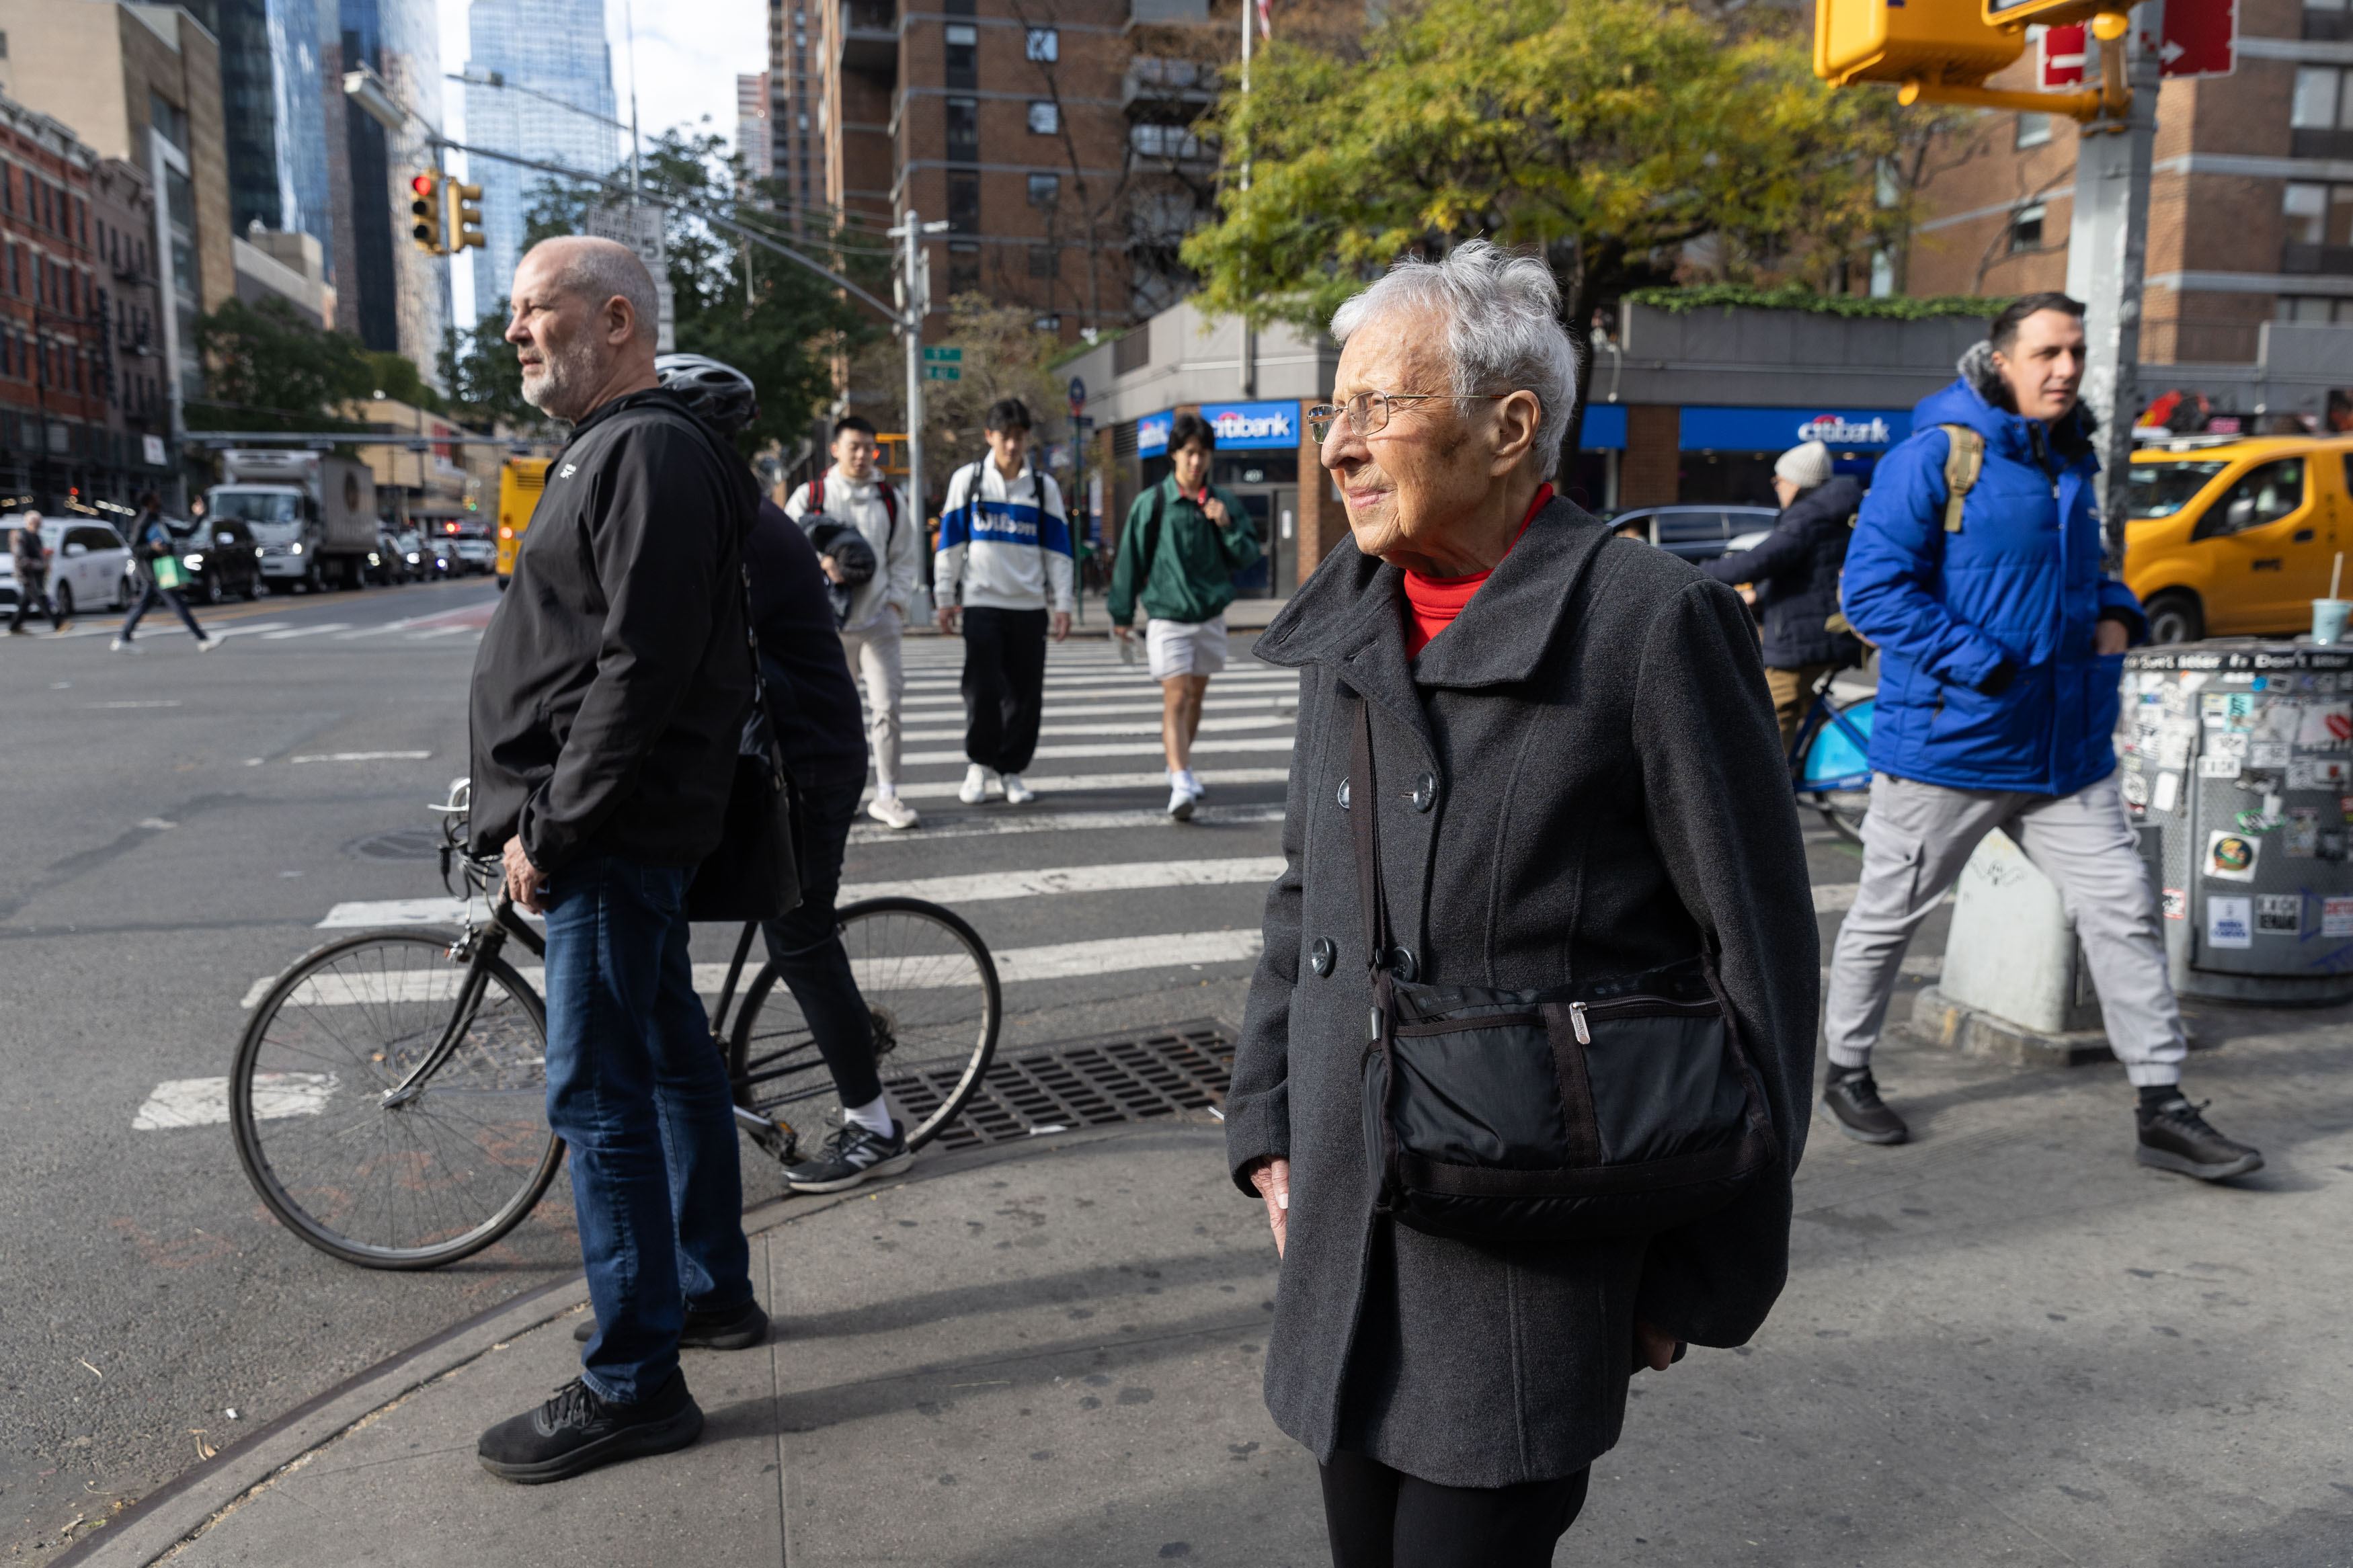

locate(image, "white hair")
[[1328, 239, 1579, 479]]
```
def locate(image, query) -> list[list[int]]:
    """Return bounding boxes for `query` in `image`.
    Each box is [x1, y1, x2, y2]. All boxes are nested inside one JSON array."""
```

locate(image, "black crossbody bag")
[[686, 562, 803, 923], [1346, 688, 1778, 1243]]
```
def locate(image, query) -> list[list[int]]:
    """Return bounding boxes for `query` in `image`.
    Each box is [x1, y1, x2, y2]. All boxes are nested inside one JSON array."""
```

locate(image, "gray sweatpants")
[[1823, 770, 2188, 1087], [838, 616, 906, 790]]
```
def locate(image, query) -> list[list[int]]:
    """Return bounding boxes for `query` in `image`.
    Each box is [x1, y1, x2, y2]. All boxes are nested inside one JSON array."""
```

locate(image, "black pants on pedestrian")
[[959, 605, 1048, 775], [120, 582, 206, 642], [9, 573, 61, 632], [1317, 1450, 1591, 1568], [758, 772, 883, 1109]]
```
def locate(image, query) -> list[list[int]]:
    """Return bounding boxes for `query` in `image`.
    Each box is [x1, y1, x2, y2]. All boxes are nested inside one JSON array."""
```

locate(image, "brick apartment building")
[[1903, 0, 2353, 364]]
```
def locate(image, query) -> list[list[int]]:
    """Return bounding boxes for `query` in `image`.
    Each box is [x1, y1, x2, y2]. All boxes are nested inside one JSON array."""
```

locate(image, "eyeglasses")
[[1306, 390, 1518, 444]]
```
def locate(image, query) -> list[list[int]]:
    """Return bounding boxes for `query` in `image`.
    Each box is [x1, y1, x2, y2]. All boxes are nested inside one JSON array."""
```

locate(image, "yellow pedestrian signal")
[[448, 181, 486, 253], [409, 171, 445, 255], [1814, 0, 2020, 88]]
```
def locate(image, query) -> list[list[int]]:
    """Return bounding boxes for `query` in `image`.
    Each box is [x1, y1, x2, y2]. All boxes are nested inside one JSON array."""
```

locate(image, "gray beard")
[[521, 335, 603, 421]]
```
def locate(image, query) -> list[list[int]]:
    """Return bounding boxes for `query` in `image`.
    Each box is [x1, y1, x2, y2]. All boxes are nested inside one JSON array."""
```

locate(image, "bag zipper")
[[1570, 995, 1721, 1044]]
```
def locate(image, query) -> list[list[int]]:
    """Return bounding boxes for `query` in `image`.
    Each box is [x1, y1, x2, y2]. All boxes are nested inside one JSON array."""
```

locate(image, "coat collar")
[[1256, 496, 1613, 750]]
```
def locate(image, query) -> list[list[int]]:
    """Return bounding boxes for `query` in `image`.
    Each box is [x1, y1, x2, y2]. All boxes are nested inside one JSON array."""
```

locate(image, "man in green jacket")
[[1111, 411, 1264, 819]]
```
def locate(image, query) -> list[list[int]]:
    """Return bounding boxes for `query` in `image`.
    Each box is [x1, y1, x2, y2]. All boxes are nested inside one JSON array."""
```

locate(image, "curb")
[[54, 1120, 1197, 1567]]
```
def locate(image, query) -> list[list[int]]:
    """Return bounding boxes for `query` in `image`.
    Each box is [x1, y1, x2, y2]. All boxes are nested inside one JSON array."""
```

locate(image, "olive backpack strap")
[[1939, 424, 1984, 534]]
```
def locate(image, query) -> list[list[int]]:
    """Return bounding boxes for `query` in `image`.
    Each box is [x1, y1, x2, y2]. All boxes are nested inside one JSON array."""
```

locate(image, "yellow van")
[[495, 456, 551, 587], [2124, 436, 2353, 642]]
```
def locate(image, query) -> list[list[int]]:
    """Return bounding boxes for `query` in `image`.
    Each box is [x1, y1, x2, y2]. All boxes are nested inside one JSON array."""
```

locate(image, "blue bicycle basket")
[[1801, 697, 1875, 789]]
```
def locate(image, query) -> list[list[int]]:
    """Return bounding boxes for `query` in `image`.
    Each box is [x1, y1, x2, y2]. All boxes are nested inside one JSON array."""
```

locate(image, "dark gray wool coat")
[[1225, 495, 1819, 1489]]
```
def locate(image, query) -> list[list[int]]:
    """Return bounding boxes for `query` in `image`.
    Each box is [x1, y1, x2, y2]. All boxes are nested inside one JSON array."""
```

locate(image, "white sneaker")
[[110, 637, 143, 655], [1172, 768, 1203, 800], [867, 794, 920, 830], [1167, 784, 1196, 821], [958, 764, 992, 805], [1002, 773, 1036, 805], [196, 636, 221, 654]]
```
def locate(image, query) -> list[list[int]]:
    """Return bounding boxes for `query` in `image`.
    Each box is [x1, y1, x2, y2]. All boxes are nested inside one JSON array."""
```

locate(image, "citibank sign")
[[1678, 405, 1911, 452], [1797, 413, 1894, 446], [1200, 401, 1299, 450]]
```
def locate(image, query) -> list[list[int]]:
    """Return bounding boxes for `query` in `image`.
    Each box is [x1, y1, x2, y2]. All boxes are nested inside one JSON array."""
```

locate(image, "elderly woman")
[[1226, 242, 1818, 1566]]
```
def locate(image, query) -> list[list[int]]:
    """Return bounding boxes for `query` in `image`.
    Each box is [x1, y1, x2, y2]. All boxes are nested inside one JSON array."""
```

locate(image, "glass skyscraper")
[[465, 0, 621, 318], [189, 0, 333, 257], [325, 0, 447, 364]]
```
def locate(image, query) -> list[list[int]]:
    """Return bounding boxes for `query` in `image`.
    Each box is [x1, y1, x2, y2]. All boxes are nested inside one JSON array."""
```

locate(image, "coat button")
[[1411, 772, 1437, 812], [1337, 779, 1351, 811], [1309, 937, 1336, 977], [1388, 945, 1418, 982]]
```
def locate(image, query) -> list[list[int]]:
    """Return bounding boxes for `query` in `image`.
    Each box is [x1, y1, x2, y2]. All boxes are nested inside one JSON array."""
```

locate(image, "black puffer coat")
[[1700, 474, 1865, 669], [1226, 497, 1818, 1489]]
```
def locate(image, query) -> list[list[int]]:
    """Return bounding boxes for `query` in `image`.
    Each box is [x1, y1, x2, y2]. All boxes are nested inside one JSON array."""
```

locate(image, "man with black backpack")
[[1109, 411, 1262, 819], [934, 397, 1074, 806], [785, 415, 921, 830]]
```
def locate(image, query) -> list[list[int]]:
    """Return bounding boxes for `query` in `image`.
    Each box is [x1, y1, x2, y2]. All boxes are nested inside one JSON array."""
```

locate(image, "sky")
[[436, 0, 765, 324]]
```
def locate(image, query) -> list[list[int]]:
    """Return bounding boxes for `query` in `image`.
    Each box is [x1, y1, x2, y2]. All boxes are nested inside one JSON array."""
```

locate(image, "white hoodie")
[[934, 457, 1074, 614], [782, 466, 917, 631]]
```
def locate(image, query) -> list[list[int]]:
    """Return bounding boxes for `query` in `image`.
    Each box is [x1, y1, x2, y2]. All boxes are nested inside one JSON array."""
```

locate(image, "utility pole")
[[887, 212, 949, 524], [1237, 0, 1254, 395], [624, 0, 643, 202]]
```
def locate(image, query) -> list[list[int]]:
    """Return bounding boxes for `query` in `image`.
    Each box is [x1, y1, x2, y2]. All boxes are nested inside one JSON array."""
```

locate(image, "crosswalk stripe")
[[259, 623, 353, 640], [288, 750, 433, 764], [897, 735, 1294, 767], [846, 802, 1284, 844], [876, 766, 1291, 801], [896, 672, 1291, 694], [892, 693, 1295, 717], [898, 715, 1291, 743], [133, 1074, 336, 1130]]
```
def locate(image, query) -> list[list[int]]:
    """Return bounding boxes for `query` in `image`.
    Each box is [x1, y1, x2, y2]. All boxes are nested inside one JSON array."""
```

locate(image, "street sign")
[[924, 364, 960, 380], [1068, 376, 1086, 413], [922, 346, 963, 362], [2038, 22, 2087, 88], [584, 204, 676, 353], [2159, 0, 2233, 79]]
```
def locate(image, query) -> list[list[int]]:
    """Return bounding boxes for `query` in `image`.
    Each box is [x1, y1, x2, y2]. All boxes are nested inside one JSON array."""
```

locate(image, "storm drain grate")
[[887, 1019, 1236, 1152]]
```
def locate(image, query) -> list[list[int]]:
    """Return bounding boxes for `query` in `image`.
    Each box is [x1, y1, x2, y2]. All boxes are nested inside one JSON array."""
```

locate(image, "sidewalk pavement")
[[61, 1005, 2353, 1567]]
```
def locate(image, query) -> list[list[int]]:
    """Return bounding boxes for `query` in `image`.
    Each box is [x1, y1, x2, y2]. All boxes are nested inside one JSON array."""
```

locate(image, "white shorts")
[[1146, 614, 1227, 679]]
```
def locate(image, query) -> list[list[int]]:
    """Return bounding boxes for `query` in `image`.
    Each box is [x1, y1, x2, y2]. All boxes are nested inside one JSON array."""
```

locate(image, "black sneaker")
[[1819, 1068, 1909, 1145], [783, 1119, 913, 1194], [571, 1296, 769, 1348], [2137, 1096, 2264, 1182], [477, 1371, 703, 1485]]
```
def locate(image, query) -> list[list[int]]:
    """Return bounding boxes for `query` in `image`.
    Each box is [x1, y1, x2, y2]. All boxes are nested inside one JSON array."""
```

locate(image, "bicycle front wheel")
[[729, 897, 1001, 1155], [231, 930, 563, 1270]]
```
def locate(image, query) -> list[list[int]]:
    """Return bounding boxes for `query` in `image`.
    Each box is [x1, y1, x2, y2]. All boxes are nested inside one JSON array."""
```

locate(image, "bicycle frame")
[[1789, 671, 1874, 796]]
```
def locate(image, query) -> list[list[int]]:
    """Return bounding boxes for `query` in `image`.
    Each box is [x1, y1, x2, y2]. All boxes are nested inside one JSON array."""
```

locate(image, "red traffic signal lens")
[[411, 175, 436, 196]]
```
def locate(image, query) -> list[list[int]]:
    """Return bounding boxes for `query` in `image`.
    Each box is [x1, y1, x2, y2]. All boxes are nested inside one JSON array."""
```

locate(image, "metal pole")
[[624, 0, 643, 200], [1237, 0, 1254, 395], [2065, 0, 2161, 572], [902, 210, 926, 543]]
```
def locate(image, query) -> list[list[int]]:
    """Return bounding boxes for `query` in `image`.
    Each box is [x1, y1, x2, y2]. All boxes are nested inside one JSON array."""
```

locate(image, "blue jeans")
[[541, 855, 750, 1403]]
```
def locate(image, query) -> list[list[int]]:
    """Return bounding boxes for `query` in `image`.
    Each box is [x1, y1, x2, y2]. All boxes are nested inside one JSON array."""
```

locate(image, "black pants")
[[120, 582, 206, 642], [959, 605, 1048, 775], [758, 773, 883, 1108], [9, 575, 60, 632], [1318, 1451, 1591, 1568]]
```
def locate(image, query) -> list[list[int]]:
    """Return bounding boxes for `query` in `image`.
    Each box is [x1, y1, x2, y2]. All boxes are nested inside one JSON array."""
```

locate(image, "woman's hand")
[[1634, 1319, 1683, 1372], [1244, 1156, 1290, 1256]]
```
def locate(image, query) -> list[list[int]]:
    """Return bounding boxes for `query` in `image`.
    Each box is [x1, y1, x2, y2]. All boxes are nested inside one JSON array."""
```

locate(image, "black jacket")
[[746, 497, 867, 788], [1700, 474, 1864, 669], [467, 387, 758, 873], [1227, 498, 1817, 1487]]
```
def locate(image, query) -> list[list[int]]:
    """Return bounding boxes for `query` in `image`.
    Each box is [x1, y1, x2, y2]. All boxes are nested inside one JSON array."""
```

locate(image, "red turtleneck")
[[1400, 485, 1552, 657]]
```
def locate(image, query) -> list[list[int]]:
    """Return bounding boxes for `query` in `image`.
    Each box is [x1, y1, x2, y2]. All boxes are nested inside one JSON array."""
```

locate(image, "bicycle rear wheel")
[[231, 930, 563, 1270], [728, 897, 1001, 1157], [1796, 694, 1874, 843]]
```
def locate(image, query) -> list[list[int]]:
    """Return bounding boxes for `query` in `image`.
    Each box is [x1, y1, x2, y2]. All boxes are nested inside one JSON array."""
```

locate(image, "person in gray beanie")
[[1699, 438, 1863, 751]]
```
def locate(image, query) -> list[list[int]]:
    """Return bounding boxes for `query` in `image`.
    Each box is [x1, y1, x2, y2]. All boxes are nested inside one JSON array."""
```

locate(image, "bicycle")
[[230, 779, 1002, 1270], [1788, 665, 1876, 843]]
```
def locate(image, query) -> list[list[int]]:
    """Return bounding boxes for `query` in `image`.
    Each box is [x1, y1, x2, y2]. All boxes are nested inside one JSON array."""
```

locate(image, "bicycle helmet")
[[654, 353, 759, 436]]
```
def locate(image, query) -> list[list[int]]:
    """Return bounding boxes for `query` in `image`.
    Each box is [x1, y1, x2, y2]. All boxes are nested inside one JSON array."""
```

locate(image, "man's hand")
[[2096, 616, 2130, 656], [819, 554, 848, 585], [501, 834, 545, 913], [1051, 610, 1072, 643], [1113, 624, 1133, 643], [1635, 1319, 1683, 1372], [1203, 496, 1231, 526], [1245, 1155, 1291, 1257], [936, 605, 959, 635], [885, 600, 904, 622]]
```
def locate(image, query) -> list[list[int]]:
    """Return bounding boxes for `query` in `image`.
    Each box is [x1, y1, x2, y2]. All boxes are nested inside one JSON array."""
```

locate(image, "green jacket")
[[1108, 477, 1264, 626]]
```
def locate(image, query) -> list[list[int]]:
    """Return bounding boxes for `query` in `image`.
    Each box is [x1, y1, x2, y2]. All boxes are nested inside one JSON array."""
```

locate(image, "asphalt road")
[[0, 577, 1901, 1560]]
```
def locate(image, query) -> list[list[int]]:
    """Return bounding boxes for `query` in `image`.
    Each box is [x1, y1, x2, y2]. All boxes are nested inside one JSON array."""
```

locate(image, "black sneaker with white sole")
[[477, 1370, 703, 1485], [571, 1296, 768, 1348], [783, 1119, 913, 1194], [1819, 1067, 1909, 1145], [2137, 1096, 2264, 1181]]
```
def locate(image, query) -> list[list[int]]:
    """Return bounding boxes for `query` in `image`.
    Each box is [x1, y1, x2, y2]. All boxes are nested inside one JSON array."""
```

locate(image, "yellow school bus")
[[495, 456, 551, 587]]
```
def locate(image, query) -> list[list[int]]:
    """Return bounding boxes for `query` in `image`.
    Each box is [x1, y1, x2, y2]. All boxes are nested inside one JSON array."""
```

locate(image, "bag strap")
[[1347, 688, 1392, 975], [1939, 425, 1983, 534]]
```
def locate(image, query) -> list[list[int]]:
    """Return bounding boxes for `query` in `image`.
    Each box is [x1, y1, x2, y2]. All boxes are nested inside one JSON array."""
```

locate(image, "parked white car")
[[0, 516, 131, 620]]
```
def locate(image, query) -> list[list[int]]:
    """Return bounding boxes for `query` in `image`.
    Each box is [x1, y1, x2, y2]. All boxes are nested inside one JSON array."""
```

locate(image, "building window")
[[947, 169, 980, 233], [945, 23, 978, 87], [1131, 123, 1205, 160], [2016, 112, 2052, 149], [1027, 100, 1058, 135], [1027, 244, 1058, 278], [948, 239, 980, 294], [1034, 314, 1060, 333], [2294, 66, 2353, 156], [2276, 295, 2353, 323], [2009, 203, 2046, 252], [945, 96, 980, 161], [1025, 28, 1058, 61], [2311, 0, 2352, 42], [2282, 182, 2353, 272], [1027, 172, 1060, 206]]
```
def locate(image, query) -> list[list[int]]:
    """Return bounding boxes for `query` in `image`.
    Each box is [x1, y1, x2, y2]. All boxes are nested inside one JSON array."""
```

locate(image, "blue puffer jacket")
[[1841, 345, 2147, 795]]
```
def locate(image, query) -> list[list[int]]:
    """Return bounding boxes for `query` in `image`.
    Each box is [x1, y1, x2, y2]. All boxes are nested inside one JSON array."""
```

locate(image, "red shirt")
[[1400, 485, 1552, 657]]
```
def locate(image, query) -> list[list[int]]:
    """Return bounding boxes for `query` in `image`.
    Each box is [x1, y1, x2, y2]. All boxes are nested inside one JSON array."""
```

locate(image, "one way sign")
[[2154, 0, 2233, 81]]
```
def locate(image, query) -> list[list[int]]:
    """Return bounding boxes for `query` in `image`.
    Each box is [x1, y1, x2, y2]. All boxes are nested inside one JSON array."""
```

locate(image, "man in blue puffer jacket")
[[1821, 292, 2262, 1181]]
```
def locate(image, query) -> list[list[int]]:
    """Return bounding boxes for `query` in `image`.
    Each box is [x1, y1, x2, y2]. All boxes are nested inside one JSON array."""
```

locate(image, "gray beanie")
[[1774, 440, 1833, 491]]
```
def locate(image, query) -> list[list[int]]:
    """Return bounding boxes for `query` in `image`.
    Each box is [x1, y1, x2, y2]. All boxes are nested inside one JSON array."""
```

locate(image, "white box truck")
[[208, 450, 378, 592]]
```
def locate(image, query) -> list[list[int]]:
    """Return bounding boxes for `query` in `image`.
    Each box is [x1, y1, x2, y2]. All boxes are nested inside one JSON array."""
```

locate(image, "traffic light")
[[448, 181, 485, 253], [409, 172, 444, 254], [1814, 0, 2021, 88]]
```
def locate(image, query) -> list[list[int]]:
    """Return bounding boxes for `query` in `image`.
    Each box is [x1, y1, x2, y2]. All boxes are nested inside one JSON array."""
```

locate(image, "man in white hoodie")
[[785, 415, 922, 829], [934, 397, 1073, 805]]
